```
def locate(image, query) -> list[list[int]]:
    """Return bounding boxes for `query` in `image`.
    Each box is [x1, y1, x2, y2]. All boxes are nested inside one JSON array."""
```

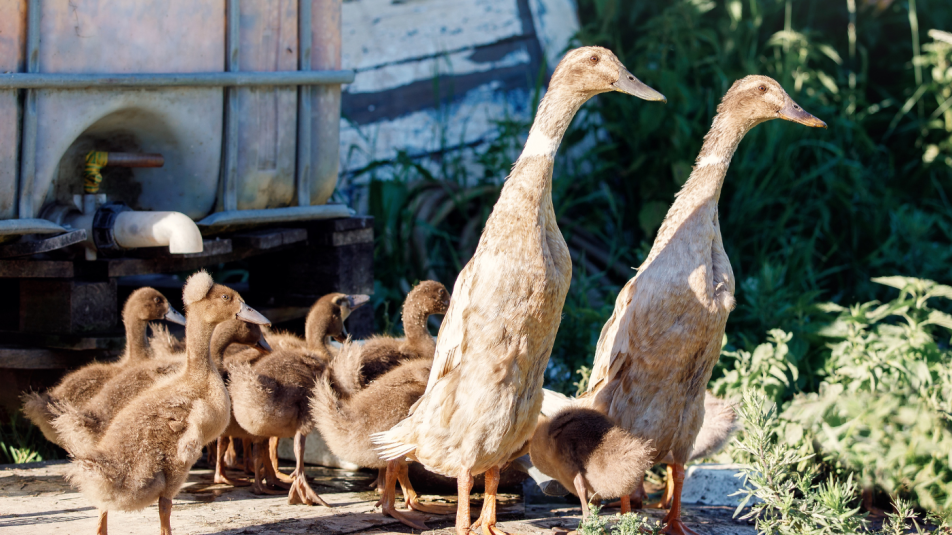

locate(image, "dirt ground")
[[0, 460, 758, 534]]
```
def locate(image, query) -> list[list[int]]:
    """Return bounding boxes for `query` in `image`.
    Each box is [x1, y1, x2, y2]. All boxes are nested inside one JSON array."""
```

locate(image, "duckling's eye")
[[758, 85, 767, 92], [590, 55, 599, 64], [221, 294, 230, 301], [153, 297, 162, 304]]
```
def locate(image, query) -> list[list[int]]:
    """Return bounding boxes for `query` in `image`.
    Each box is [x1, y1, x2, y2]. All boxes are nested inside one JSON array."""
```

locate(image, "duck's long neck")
[[402, 302, 432, 348], [305, 314, 334, 361], [505, 86, 589, 196], [184, 315, 218, 379], [659, 112, 752, 231], [208, 324, 234, 368], [121, 318, 151, 365]]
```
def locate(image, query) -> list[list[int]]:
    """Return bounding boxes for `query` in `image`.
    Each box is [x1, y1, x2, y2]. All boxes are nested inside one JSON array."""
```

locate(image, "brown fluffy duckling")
[[52, 270, 270, 535], [21, 287, 185, 447], [342, 280, 450, 391], [530, 407, 654, 519], [580, 75, 824, 535], [78, 319, 271, 488], [311, 320, 454, 530], [372, 47, 665, 535], [229, 292, 368, 504]]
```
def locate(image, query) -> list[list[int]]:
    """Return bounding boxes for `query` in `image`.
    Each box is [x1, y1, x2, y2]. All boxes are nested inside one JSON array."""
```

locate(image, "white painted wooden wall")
[[337, 0, 579, 176]]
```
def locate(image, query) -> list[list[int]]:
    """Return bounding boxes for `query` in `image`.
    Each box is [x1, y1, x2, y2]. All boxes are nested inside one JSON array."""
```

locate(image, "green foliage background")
[[352, 0, 952, 520], [359, 0, 952, 392]]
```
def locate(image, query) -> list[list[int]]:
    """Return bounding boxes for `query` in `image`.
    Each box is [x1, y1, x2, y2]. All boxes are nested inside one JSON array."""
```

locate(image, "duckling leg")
[[455, 467, 475, 535], [368, 468, 385, 493], [572, 473, 591, 519], [270, 436, 294, 483], [251, 440, 286, 495], [96, 509, 107, 535], [660, 464, 698, 535], [242, 438, 254, 474], [606, 473, 644, 510], [287, 432, 331, 507], [158, 497, 172, 535], [396, 461, 457, 515], [379, 459, 429, 530], [223, 435, 239, 468], [214, 436, 251, 486]]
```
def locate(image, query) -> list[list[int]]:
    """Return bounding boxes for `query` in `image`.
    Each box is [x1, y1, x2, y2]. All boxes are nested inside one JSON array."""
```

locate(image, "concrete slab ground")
[[0, 460, 758, 534]]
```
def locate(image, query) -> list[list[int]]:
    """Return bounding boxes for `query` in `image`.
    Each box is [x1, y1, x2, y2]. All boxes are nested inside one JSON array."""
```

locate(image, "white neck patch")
[[520, 130, 559, 160], [696, 154, 726, 168]]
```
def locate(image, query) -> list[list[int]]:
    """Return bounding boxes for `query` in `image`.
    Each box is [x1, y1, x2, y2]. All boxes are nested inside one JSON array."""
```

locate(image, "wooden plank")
[[124, 238, 232, 259], [0, 229, 87, 258], [0, 332, 125, 351], [342, 0, 524, 71], [19, 279, 117, 334], [0, 259, 74, 278], [0, 346, 112, 369], [231, 228, 307, 250]]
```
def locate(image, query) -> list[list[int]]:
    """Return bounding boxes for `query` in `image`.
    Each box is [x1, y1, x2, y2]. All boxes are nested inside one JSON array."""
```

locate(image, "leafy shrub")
[[783, 277, 952, 512]]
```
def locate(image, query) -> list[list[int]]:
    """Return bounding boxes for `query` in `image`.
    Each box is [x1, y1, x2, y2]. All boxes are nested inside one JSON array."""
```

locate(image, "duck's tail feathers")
[[148, 323, 183, 359], [20, 391, 60, 444], [308, 371, 353, 456], [689, 393, 741, 462], [50, 400, 104, 458], [370, 429, 416, 461], [540, 388, 577, 417], [327, 341, 365, 397]]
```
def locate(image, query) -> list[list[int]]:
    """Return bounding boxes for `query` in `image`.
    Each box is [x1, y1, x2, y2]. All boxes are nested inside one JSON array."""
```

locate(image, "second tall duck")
[[374, 46, 666, 535], [581, 75, 826, 535]]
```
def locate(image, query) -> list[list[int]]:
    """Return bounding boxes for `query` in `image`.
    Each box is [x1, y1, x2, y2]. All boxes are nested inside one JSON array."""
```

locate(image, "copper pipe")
[[103, 152, 164, 168]]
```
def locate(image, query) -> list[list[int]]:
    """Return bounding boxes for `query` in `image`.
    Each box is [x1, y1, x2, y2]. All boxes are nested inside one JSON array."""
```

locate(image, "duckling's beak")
[[255, 336, 272, 354], [778, 99, 827, 128], [613, 68, 666, 103], [347, 294, 370, 310], [164, 307, 187, 326], [237, 302, 271, 326]]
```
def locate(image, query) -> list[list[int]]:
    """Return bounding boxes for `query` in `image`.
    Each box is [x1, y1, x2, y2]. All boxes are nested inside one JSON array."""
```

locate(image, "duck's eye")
[[759, 85, 767, 92], [590, 55, 599, 64], [221, 294, 230, 301], [153, 297, 162, 304]]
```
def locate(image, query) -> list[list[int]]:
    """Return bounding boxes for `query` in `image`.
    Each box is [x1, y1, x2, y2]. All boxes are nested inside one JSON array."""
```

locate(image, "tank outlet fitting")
[[112, 210, 204, 254]]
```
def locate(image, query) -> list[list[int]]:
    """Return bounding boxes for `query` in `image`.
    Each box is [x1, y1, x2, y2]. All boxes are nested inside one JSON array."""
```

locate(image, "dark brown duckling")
[[341, 281, 450, 392], [52, 270, 270, 535], [229, 292, 369, 504], [529, 407, 654, 519], [21, 287, 185, 447]]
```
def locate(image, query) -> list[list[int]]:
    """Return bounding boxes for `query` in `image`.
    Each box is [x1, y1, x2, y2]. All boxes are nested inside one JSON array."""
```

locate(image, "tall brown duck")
[[229, 292, 368, 504], [372, 46, 666, 535], [52, 270, 270, 535], [21, 287, 185, 448], [580, 75, 825, 535]]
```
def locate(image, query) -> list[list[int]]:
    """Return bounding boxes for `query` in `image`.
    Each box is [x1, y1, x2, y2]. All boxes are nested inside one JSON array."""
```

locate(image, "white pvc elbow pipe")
[[112, 211, 204, 254]]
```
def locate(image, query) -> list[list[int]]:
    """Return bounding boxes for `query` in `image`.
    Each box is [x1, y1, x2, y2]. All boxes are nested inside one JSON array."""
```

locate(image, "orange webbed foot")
[[661, 519, 699, 535]]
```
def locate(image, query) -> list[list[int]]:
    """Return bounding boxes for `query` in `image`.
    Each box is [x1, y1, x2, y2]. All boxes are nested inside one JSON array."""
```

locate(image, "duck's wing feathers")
[[582, 277, 638, 398], [420, 260, 475, 396]]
